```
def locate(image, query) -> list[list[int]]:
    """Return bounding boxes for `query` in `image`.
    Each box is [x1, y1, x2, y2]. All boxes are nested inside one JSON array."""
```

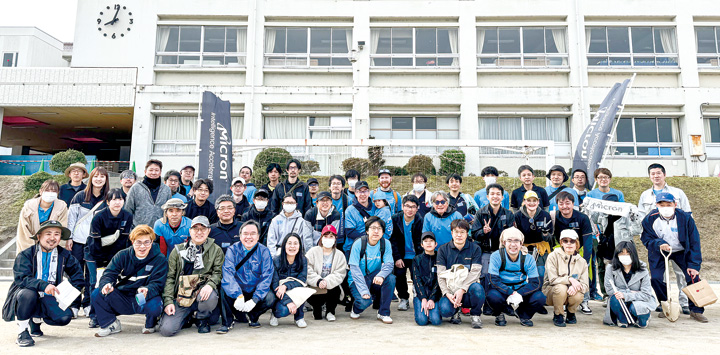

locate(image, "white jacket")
[[266, 210, 313, 257], [637, 184, 690, 215]]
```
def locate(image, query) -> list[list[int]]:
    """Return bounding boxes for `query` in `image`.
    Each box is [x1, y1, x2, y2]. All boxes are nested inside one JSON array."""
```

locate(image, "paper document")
[[56, 280, 81, 311], [96, 268, 106, 288]]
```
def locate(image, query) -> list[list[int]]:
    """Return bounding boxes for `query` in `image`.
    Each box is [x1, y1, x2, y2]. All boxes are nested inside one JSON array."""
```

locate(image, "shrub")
[[498, 170, 509, 177], [49, 149, 87, 174], [252, 147, 293, 186], [23, 171, 54, 193], [533, 169, 547, 178], [404, 155, 436, 175], [301, 160, 320, 175], [341, 158, 371, 176], [438, 149, 465, 176], [368, 142, 385, 175], [381, 165, 409, 176]]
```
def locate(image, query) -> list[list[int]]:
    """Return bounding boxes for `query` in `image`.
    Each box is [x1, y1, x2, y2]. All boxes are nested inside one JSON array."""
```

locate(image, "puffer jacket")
[[67, 191, 106, 244], [542, 247, 589, 305], [162, 237, 225, 307], [124, 181, 172, 227], [267, 210, 313, 257], [16, 197, 68, 254]]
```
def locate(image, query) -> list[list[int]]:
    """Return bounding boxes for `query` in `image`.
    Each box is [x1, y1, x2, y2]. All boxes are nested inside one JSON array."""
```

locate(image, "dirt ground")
[[0, 281, 718, 355]]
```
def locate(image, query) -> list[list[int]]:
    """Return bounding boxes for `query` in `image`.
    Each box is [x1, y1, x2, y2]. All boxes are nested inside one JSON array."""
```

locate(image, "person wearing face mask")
[[545, 165, 579, 212], [304, 191, 342, 246], [446, 173, 479, 222], [125, 159, 172, 227], [163, 170, 187, 203], [542, 230, 588, 327], [158, 216, 224, 336], [371, 169, 402, 214], [603, 241, 657, 328], [405, 172, 432, 218], [153, 198, 192, 256], [184, 179, 218, 224], [343, 169, 360, 205], [422, 191, 463, 248], [8, 221, 84, 347], [269, 233, 309, 328], [59, 162, 88, 207], [86, 189, 133, 328], [641, 192, 707, 323], [306, 225, 348, 321], [474, 166, 510, 210], [513, 191, 553, 280], [487, 227, 546, 327], [267, 194, 314, 257], [239, 166, 257, 202], [390, 195, 424, 312], [230, 177, 250, 220], [510, 165, 550, 212], [16, 179, 68, 254], [240, 189, 276, 246], [269, 159, 313, 216]]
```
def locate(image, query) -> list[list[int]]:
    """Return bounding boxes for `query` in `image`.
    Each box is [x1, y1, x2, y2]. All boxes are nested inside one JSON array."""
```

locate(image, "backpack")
[[499, 249, 527, 286], [359, 236, 385, 274]]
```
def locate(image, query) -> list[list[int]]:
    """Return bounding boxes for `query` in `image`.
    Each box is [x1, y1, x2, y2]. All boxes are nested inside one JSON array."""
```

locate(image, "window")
[[153, 115, 243, 154], [696, 26, 720, 67], [156, 26, 247, 66], [477, 116, 569, 155], [264, 27, 352, 67], [369, 117, 459, 155], [371, 28, 458, 67], [587, 26, 678, 67], [611, 117, 682, 156], [705, 117, 720, 143], [477, 27, 568, 67], [2, 52, 18, 67]]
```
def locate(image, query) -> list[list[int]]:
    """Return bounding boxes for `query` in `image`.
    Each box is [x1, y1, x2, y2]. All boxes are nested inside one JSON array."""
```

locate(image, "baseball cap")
[[254, 189, 270, 199], [182, 165, 195, 172], [655, 192, 675, 203], [523, 190, 539, 200], [191, 216, 210, 228], [560, 229, 579, 241], [317, 191, 332, 201], [321, 225, 337, 236], [421, 231, 436, 242], [377, 168, 392, 177], [307, 178, 319, 186], [231, 177, 246, 186], [355, 181, 370, 190]]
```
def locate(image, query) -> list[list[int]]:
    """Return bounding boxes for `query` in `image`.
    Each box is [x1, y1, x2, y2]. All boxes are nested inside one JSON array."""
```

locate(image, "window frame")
[[609, 116, 683, 157], [696, 26, 720, 68], [369, 116, 460, 156], [370, 27, 459, 68], [476, 26, 569, 68], [262, 115, 352, 159], [264, 27, 353, 68], [155, 25, 248, 68], [151, 114, 244, 155], [2, 52, 18, 67], [586, 26, 679, 68], [476, 116, 570, 156]]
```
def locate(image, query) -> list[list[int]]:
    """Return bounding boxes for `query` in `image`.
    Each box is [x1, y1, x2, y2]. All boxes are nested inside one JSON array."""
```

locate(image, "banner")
[[198, 91, 232, 200], [572, 78, 631, 187], [582, 197, 631, 217]]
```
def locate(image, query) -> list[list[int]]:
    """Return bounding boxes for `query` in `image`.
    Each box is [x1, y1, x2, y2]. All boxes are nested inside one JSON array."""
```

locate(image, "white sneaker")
[[350, 311, 360, 319], [376, 313, 393, 324], [269, 315, 278, 327], [82, 306, 91, 318], [71, 308, 79, 319], [141, 326, 155, 334], [295, 319, 307, 328], [95, 319, 122, 337], [326, 313, 336, 322], [398, 299, 409, 311], [32, 318, 43, 324]]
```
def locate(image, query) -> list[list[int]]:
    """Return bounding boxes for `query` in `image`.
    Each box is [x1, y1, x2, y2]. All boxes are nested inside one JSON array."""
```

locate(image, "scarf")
[[36, 247, 58, 291], [143, 176, 162, 190], [180, 241, 205, 270]]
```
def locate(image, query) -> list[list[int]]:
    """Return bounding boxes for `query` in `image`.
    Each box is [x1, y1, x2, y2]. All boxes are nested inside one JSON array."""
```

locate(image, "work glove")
[[242, 300, 257, 312], [233, 295, 245, 311]]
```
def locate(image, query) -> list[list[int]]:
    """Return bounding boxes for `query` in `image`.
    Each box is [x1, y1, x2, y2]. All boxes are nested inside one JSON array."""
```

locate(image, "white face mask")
[[321, 237, 336, 249], [658, 206, 675, 218], [283, 204, 297, 213], [618, 255, 633, 266], [484, 177, 497, 185], [41, 192, 57, 203], [413, 183, 425, 192], [347, 180, 358, 189], [255, 200, 268, 210]]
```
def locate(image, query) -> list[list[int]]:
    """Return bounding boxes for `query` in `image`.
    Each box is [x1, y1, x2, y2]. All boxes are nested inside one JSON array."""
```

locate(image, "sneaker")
[[450, 311, 462, 325], [553, 314, 566, 327], [71, 307, 79, 319], [690, 312, 709, 323], [591, 293, 603, 301], [391, 294, 399, 302], [197, 321, 210, 334], [88, 318, 99, 329], [633, 320, 649, 329], [376, 313, 393, 324], [519, 318, 534, 327], [537, 306, 549, 315], [83, 306, 92, 318], [658, 311, 666, 319], [398, 299, 409, 311], [495, 314, 507, 327], [141, 326, 156, 334], [580, 301, 592, 315], [618, 322, 628, 328], [16, 330, 34, 347], [471, 316, 482, 329], [682, 306, 691, 315], [565, 312, 577, 324], [216, 323, 232, 334], [95, 319, 122, 337], [269, 315, 279, 327], [350, 311, 360, 319], [326, 313, 336, 322], [29, 320, 43, 337], [482, 307, 493, 316], [248, 320, 261, 328], [295, 318, 307, 328]]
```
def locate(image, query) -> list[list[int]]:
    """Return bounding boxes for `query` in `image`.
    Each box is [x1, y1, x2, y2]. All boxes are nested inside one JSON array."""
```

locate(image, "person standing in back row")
[[269, 160, 313, 216], [370, 169, 402, 215], [125, 159, 172, 227], [510, 165, 549, 212], [59, 162, 88, 207], [185, 179, 218, 224]]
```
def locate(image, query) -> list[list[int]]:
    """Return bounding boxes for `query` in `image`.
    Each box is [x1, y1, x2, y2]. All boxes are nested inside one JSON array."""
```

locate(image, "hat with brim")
[[523, 190, 539, 200], [254, 189, 270, 199], [655, 192, 675, 204], [162, 198, 188, 210], [321, 225, 337, 236], [191, 216, 210, 228], [377, 169, 392, 177], [231, 177, 246, 186], [64, 162, 88, 178], [546, 165, 569, 183], [34, 220, 71, 240], [421, 231, 436, 242], [307, 178, 319, 186], [317, 191, 332, 201]]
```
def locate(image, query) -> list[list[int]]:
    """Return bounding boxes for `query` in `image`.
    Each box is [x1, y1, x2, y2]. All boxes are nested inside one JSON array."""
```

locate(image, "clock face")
[[97, 4, 133, 39]]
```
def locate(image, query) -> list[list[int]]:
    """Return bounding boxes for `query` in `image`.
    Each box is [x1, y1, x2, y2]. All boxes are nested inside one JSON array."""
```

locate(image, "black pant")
[[70, 242, 89, 309], [16, 289, 73, 326], [307, 286, 341, 319], [393, 259, 414, 300]]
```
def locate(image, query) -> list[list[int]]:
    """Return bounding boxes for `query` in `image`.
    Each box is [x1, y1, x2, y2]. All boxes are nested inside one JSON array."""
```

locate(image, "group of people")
[[5, 158, 708, 347]]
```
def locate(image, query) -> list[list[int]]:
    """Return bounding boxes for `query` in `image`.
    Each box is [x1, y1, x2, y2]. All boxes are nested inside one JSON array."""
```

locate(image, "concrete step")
[[0, 267, 13, 278], [0, 259, 14, 268]]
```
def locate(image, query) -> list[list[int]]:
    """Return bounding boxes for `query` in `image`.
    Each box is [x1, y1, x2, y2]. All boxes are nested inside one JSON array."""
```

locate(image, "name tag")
[[671, 227, 678, 233], [458, 202, 465, 207], [500, 215, 506, 221], [570, 222, 579, 228], [536, 221, 545, 227], [296, 192, 303, 197], [431, 266, 437, 273], [145, 265, 154, 272], [222, 243, 230, 248]]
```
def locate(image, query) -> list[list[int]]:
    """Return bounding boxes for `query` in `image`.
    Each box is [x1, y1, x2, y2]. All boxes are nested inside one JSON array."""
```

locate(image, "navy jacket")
[[13, 245, 84, 293], [87, 208, 133, 266], [59, 182, 86, 207], [412, 252, 440, 302], [269, 179, 313, 216], [209, 220, 241, 253], [471, 204, 515, 253], [271, 255, 308, 306], [641, 209, 702, 271], [389, 212, 424, 261], [234, 198, 251, 221], [240, 206, 276, 245], [510, 184, 550, 210], [185, 199, 218, 224], [98, 244, 169, 300]]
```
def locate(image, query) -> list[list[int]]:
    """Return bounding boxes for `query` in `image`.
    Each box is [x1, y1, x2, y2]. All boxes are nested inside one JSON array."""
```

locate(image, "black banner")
[[198, 91, 232, 200]]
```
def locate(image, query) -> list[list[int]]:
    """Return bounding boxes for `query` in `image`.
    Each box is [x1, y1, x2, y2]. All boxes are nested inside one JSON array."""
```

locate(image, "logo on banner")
[[583, 197, 631, 217]]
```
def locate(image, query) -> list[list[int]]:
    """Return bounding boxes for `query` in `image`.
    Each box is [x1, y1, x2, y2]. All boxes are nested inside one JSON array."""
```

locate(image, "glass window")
[[156, 26, 247, 67], [372, 27, 458, 67], [587, 26, 677, 67], [369, 116, 459, 155], [478, 27, 568, 67], [2, 52, 17, 67], [706, 118, 720, 143], [265, 27, 352, 67], [478, 117, 568, 142], [696, 26, 720, 67], [611, 117, 682, 156]]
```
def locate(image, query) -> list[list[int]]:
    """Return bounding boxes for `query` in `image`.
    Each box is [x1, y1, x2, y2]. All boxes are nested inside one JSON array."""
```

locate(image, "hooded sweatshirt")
[[267, 210, 313, 257], [422, 206, 463, 247], [240, 205, 276, 245]]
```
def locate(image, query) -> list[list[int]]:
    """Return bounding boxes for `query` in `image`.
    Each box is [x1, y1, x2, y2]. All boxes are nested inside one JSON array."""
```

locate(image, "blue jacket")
[[641, 209, 702, 271], [153, 217, 192, 254], [271, 255, 308, 306], [244, 184, 257, 203], [473, 189, 510, 210], [343, 200, 392, 252], [222, 243, 275, 303], [98, 244, 168, 300], [422, 206, 464, 247]]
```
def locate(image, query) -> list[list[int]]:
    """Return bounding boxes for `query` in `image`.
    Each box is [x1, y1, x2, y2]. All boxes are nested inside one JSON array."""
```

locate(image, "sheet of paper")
[[96, 268, 105, 288], [55, 280, 81, 311]]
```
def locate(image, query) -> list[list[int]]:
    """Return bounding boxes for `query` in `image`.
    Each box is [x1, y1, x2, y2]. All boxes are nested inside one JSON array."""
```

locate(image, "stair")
[[0, 238, 16, 279]]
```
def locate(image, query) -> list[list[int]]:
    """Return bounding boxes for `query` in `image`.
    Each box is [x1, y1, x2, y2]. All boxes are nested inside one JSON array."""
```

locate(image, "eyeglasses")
[[403, 204, 418, 209], [368, 226, 384, 232], [287, 166, 299, 171], [133, 240, 152, 247], [561, 239, 576, 245], [433, 200, 447, 205], [504, 239, 522, 245], [217, 206, 235, 211], [356, 189, 370, 195], [596, 175, 610, 180], [241, 232, 259, 237], [528, 218, 537, 231], [191, 226, 208, 231]]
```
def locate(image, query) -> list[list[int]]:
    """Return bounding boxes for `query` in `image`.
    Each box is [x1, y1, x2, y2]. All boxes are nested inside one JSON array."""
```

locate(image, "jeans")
[[438, 282, 486, 317], [85, 260, 99, 320], [158, 290, 219, 336], [393, 259, 414, 300], [307, 286, 341, 319], [15, 289, 73, 326], [486, 289, 547, 320], [91, 288, 163, 328], [350, 272, 396, 317], [223, 290, 275, 323], [649, 251, 704, 314], [413, 297, 442, 326], [609, 295, 650, 327]]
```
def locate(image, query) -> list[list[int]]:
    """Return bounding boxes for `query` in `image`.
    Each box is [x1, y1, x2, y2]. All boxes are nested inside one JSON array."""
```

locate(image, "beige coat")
[[16, 197, 68, 254], [542, 247, 589, 305], [305, 246, 347, 295]]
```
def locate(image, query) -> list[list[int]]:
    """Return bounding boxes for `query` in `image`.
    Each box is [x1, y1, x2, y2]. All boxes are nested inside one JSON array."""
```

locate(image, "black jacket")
[[98, 244, 168, 300], [12, 245, 84, 293], [471, 204, 515, 253], [87, 208, 133, 266], [389, 212, 424, 261], [269, 179, 313, 216], [234, 197, 251, 221], [185, 199, 218, 224], [240, 205, 277, 245], [59, 182, 86, 207], [412, 252, 440, 302], [209, 220, 241, 253]]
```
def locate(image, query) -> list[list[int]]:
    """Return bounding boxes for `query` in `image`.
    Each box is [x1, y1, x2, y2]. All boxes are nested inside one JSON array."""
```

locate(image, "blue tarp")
[[0, 155, 96, 175]]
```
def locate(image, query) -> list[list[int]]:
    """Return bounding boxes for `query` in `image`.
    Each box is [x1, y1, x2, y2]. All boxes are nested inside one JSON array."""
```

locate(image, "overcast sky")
[[1, 1, 78, 42]]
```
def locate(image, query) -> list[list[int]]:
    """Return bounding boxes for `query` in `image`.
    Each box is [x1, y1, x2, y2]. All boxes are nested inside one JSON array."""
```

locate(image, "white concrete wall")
[[0, 27, 68, 67]]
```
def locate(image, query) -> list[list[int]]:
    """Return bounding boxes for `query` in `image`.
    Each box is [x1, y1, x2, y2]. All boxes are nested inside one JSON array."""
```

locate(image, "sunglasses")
[[434, 200, 447, 205]]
